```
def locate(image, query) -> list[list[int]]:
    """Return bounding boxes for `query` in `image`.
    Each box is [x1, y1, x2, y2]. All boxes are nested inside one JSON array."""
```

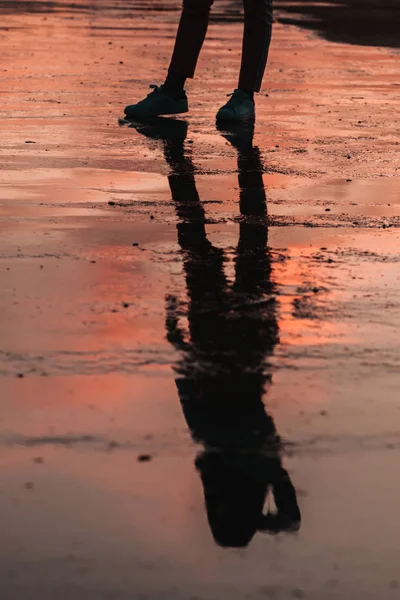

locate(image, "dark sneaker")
[[216, 89, 255, 122], [124, 85, 188, 119]]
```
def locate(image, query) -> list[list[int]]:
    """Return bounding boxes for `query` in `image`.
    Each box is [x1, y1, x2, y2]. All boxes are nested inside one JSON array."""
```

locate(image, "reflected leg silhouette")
[[128, 118, 301, 547]]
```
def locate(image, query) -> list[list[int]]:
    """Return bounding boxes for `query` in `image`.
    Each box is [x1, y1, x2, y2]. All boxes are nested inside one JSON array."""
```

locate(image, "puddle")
[[1, 0, 400, 598]]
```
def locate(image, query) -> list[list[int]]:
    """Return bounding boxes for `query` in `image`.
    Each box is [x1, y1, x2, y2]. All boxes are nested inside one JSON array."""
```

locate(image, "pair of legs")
[[168, 0, 273, 95], [127, 117, 301, 545], [160, 121, 300, 546], [124, 0, 273, 120]]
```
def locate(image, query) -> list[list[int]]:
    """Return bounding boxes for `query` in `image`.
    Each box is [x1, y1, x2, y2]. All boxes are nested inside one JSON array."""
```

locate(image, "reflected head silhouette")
[[196, 450, 300, 547], [128, 117, 301, 547]]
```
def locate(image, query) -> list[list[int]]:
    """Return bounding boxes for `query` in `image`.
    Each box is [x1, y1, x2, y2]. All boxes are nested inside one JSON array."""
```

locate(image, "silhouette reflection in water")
[[128, 118, 301, 548]]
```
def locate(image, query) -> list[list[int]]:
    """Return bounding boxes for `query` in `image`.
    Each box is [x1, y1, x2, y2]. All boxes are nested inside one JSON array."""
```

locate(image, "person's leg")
[[239, 0, 273, 94], [124, 0, 214, 117], [166, 0, 214, 91], [216, 0, 272, 120]]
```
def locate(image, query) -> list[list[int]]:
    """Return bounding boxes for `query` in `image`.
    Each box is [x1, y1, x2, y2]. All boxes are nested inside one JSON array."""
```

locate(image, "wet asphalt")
[[1, 1, 400, 598]]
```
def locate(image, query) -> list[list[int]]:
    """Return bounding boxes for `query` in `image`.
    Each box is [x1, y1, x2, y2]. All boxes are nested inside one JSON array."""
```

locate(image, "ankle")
[[238, 88, 254, 100], [163, 73, 187, 99]]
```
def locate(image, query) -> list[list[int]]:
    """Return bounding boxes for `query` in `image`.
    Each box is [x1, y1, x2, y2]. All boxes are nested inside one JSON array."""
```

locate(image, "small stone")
[[25, 140, 36, 144], [16, 373, 24, 379], [325, 208, 331, 212], [320, 410, 328, 416], [108, 201, 116, 206], [25, 481, 34, 490], [132, 243, 139, 247], [122, 302, 129, 308], [137, 454, 152, 463], [150, 215, 155, 220]]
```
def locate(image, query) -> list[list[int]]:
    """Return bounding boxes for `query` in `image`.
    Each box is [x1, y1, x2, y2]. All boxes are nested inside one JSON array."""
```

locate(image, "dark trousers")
[[168, 0, 273, 92]]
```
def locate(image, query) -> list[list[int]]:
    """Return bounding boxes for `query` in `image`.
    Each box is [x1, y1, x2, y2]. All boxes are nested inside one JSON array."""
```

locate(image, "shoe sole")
[[124, 106, 189, 119], [216, 112, 255, 123]]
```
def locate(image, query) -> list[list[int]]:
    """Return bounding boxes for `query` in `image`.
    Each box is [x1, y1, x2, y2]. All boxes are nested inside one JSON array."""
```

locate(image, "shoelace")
[[148, 84, 161, 96], [225, 89, 245, 105], [226, 89, 241, 97]]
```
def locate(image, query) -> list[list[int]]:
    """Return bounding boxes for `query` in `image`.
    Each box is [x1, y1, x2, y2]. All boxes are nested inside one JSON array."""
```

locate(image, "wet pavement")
[[1, 1, 400, 599]]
